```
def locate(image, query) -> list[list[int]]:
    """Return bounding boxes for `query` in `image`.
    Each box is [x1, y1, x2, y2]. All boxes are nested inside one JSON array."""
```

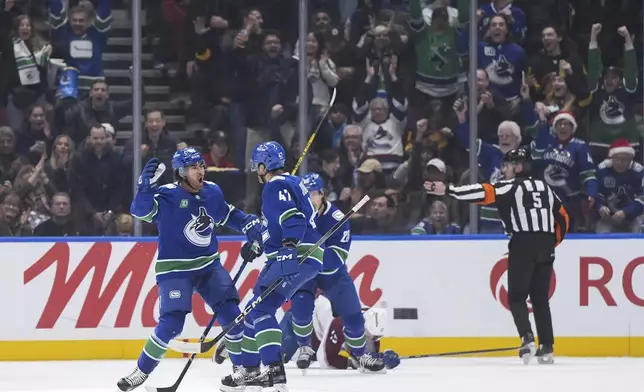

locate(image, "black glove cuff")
[[281, 238, 299, 248]]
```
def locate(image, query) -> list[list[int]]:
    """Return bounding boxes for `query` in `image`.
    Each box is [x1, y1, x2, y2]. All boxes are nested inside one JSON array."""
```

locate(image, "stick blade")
[[145, 384, 177, 392], [167, 339, 202, 354]]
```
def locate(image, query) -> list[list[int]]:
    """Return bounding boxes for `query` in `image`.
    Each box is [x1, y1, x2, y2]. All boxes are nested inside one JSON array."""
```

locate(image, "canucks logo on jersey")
[[486, 54, 514, 86], [600, 96, 626, 125], [184, 206, 215, 247]]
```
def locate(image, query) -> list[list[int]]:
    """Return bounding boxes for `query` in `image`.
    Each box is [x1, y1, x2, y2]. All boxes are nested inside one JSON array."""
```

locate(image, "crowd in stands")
[[0, 0, 642, 237]]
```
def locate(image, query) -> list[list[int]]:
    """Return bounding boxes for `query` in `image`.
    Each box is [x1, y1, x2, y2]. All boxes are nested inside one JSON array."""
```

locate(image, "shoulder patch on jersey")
[[633, 162, 644, 172], [332, 209, 344, 221]]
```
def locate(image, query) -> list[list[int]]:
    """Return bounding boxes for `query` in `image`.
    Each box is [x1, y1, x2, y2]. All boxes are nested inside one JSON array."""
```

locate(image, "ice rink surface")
[[0, 357, 642, 392]]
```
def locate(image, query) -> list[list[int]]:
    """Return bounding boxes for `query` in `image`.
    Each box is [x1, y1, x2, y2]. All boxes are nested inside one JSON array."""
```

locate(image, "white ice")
[[0, 357, 641, 392]]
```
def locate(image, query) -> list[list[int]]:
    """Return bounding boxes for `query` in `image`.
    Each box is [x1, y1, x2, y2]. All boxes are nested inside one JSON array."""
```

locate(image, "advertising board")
[[0, 236, 642, 360]]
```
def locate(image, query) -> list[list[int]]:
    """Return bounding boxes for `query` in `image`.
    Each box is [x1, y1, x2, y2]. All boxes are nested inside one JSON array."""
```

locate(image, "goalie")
[[214, 295, 400, 371]]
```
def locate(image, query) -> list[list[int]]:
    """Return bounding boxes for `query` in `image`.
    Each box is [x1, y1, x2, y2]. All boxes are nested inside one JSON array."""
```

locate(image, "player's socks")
[[117, 368, 148, 392], [255, 316, 283, 365], [242, 320, 261, 367], [536, 344, 554, 364], [295, 346, 316, 369], [343, 327, 367, 357], [291, 318, 313, 347]]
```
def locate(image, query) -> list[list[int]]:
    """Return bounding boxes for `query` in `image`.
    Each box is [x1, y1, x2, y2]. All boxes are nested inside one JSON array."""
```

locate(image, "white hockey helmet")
[[364, 306, 387, 337]]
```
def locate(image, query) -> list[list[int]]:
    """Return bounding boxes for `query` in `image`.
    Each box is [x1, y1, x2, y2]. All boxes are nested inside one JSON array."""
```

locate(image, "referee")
[[425, 148, 569, 365]]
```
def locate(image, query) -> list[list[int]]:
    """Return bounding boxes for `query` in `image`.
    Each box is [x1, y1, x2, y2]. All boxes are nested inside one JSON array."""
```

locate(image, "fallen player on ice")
[[214, 295, 400, 371]]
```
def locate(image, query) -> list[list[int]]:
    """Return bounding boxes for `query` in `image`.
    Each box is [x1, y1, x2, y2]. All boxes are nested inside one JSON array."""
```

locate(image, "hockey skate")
[[214, 343, 229, 364], [295, 346, 316, 369], [342, 343, 386, 373], [536, 344, 554, 365], [518, 332, 537, 365], [116, 367, 148, 392], [220, 365, 262, 392], [253, 361, 288, 392]]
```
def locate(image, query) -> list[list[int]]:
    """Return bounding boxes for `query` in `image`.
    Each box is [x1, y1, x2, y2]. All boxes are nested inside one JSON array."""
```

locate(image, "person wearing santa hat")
[[594, 139, 644, 233], [530, 110, 597, 231]]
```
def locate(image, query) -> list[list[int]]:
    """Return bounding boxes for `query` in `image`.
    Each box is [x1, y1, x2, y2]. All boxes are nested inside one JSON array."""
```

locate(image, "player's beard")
[[184, 173, 204, 192]]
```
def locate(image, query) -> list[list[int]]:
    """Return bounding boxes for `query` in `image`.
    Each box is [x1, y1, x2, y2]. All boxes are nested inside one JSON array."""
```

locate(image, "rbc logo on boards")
[[489, 258, 556, 312]]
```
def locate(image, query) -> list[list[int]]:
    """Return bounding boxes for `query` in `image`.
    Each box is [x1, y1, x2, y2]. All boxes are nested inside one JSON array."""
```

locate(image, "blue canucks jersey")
[[261, 174, 324, 265], [315, 201, 351, 275], [131, 181, 247, 281], [596, 160, 644, 218], [478, 42, 525, 100], [531, 123, 598, 199]]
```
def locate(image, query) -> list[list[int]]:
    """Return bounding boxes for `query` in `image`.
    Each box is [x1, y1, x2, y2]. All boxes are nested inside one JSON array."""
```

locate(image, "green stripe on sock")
[[143, 337, 168, 360], [255, 328, 282, 351], [292, 320, 313, 338], [225, 336, 242, 355], [344, 332, 366, 349], [242, 335, 258, 354]]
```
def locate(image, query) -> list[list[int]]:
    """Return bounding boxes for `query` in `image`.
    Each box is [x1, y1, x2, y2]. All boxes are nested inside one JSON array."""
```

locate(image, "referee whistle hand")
[[424, 181, 445, 195]]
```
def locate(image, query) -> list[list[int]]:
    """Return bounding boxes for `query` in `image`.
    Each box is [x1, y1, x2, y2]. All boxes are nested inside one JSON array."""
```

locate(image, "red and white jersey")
[[310, 296, 381, 369]]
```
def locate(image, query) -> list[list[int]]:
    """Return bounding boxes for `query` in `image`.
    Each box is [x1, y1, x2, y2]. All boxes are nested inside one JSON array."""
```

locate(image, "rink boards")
[[0, 235, 643, 361]]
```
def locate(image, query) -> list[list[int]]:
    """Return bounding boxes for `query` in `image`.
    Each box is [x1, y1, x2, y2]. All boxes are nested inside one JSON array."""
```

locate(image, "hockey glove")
[[379, 350, 400, 369], [137, 158, 160, 193], [241, 215, 263, 244], [241, 241, 263, 262], [277, 242, 299, 283]]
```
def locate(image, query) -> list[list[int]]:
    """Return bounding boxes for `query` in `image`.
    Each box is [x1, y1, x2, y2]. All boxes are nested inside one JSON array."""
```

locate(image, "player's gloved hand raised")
[[277, 244, 299, 282], [241, 215, 263, 245], [241, 241, 263, 262], [379, 350, 400, 369], [138, 157, 161, 193]]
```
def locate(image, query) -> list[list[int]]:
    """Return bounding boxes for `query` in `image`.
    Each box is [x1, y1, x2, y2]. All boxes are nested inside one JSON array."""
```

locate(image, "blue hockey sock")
[[216, 300, 244, 366], [241, 319, 261, 367], [290, 291, 315, 347], [137, 311, 185, 374], [254, 314, 283, 365], [343, 312, 367, 357]]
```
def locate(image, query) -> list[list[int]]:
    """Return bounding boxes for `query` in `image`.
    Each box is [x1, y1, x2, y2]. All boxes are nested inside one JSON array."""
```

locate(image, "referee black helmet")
[[503, 148, 531, 176]]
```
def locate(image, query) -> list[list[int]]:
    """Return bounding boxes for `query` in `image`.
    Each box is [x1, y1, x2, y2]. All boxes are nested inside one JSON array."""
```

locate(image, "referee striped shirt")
[[448, 178, 570, 244]]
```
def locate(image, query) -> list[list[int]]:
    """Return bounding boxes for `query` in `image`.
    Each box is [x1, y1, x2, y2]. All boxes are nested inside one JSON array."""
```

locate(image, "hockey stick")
[[165, 194, 370, 355], [338, 346, 521, 362], [399, 346, 521, 359], [291, 88, 337, 175], [144, 258, 250, 392]]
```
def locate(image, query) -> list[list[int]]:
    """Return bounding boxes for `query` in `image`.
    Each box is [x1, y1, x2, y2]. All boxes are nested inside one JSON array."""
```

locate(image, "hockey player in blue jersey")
[[117, 148, 263, 392], [221, 142, 323, 392], [289, 172, 385, 373]]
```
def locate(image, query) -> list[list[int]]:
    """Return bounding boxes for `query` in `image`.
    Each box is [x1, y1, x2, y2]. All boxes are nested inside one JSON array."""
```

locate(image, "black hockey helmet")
[[503, 148, 531, 176], [503, 148, 530, 163]]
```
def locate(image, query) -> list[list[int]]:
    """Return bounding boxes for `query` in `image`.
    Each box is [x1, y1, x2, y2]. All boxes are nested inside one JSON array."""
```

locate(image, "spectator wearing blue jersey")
[[477, 14, 526, 109], [49, 0, 112, 93], [595, 139, 644, 233]]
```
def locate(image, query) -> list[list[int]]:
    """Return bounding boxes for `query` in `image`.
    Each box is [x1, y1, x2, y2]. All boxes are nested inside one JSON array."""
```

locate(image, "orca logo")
[[489, 258, 556, 312], [183, 206, 215, 247]]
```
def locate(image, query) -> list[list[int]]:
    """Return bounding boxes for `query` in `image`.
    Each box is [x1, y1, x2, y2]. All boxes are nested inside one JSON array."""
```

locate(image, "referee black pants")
[[507, 233, 556, 346]]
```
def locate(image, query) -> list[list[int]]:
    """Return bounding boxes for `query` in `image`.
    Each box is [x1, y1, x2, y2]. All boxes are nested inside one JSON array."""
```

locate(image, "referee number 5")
[[532, 193, 543, 208]]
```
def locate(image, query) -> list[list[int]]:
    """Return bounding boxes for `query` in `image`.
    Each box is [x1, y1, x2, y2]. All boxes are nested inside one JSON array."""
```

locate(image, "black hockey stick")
[[144, 258, 251, 392], [165, 194, 371, 355], [338, 345, 521, 362], [399, 346, 521, 359], [291, 88, 337, 175]]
